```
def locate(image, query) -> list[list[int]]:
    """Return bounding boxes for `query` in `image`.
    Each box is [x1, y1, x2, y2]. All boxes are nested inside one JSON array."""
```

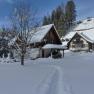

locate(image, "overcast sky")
[[0, 0, 94, 27]]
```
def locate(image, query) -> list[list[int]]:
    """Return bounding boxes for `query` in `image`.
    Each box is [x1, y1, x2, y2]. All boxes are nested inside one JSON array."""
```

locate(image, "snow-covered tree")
[[65, 0, 76, 31], [10, 0, 38, 65]]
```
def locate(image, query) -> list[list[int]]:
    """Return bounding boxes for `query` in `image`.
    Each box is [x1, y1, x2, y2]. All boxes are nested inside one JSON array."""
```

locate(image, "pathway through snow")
[[33, 65, 71, 94]]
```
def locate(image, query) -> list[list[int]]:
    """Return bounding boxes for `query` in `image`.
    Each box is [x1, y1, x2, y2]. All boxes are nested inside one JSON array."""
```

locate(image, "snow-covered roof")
[[62, 41, 68, 47], [63, 31, 76, 40], [42, 44, 67, 49], [75, 18, 94, 31], [9, 24, 61, 46], [62, 18, 94, 44], [78, 28, 94, 43], [62, 32, 76, 47], [29, 24, 55, 43]]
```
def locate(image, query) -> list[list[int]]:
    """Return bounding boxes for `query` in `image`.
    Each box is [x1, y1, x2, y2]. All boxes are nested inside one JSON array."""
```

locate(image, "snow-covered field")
[[0, 51, 94, 94], [63, 51, 94, 94], [0, 56, 69, 94]]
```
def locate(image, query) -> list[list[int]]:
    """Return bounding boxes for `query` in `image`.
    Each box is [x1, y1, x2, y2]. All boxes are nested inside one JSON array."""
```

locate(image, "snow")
[[8, 24, 52, 45], [63, 31, 76, 40], [0, 51, 94, 94], [42, 44, 67, 49], [32, 51, 94, 94], [74, 18, 94, 43], [78, 28, 94, 43], [75, 18, 94, 43], [9, 24, 61, 45], [0, 57, 70, 94], [63, 29, 94, 44], [8, 37, 17, 46], [0, 64, 55, 94], [30, 24, 54, 43], [0, 54, 14, 63], [62, 31, 76, 47], [62, 41, 68, 47], [62, 18, 94, 45], [75, 18, 94, 31], [28, 48, 40, 59], [62, 52, 94, 94]]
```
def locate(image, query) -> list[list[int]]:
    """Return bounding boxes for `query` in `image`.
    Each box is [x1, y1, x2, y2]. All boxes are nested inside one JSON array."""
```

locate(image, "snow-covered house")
[[62, 31, 76, 47], [29, 24, 61, 46], [29, 24, 63, 58], [9, 24, 63, 59], [63, 18, 94, 51], [68, 28, 94, 51]]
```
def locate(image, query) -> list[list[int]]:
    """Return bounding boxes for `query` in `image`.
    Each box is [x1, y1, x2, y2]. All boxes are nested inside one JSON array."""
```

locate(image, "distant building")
[[62, 17, 94, 51]]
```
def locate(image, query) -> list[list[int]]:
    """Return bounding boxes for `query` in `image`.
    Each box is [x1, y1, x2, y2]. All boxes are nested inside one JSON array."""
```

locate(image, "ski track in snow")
[[1, 51, 94, 94], [0, 61, 71, 94], [29, 51, 94, 94], [34, 65, 71, 94]]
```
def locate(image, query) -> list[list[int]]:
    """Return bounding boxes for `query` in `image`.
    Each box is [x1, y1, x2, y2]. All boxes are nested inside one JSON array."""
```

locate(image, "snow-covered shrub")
[[0, 47, 10, 58], [0, 54, 14, 63]]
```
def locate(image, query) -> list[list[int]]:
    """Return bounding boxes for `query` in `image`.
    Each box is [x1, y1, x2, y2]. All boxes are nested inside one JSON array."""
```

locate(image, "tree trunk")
[[62, 49, 64, 58], [21, 54, 24, 65]]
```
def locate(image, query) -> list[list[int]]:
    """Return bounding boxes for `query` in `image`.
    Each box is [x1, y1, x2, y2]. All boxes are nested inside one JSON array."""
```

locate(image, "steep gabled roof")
[[29, 24, 61, 44], [62, 18, 94, 45], [63, 31, 76, 40], [9, 24, 62, 46], [78, 28, 94, 43], [29, 24, 54, 43], [66, 28, 94, 46]]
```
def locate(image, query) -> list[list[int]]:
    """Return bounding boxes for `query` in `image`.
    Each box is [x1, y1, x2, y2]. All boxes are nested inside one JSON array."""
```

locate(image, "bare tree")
[[10, 0, 38, 65]]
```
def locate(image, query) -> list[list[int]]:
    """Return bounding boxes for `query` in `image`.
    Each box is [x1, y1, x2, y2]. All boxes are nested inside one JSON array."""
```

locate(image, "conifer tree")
[[65, 0, 76, 31], [42, 0, 76, 36]]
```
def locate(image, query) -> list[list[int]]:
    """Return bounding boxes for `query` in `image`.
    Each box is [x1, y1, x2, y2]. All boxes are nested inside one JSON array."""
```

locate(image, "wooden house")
[[9, 24, 64, 59], [29, 24, 62, 58]]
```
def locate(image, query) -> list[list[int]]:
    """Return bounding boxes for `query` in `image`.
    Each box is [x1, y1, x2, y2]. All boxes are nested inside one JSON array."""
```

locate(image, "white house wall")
[[69, 37, 89, 51]]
